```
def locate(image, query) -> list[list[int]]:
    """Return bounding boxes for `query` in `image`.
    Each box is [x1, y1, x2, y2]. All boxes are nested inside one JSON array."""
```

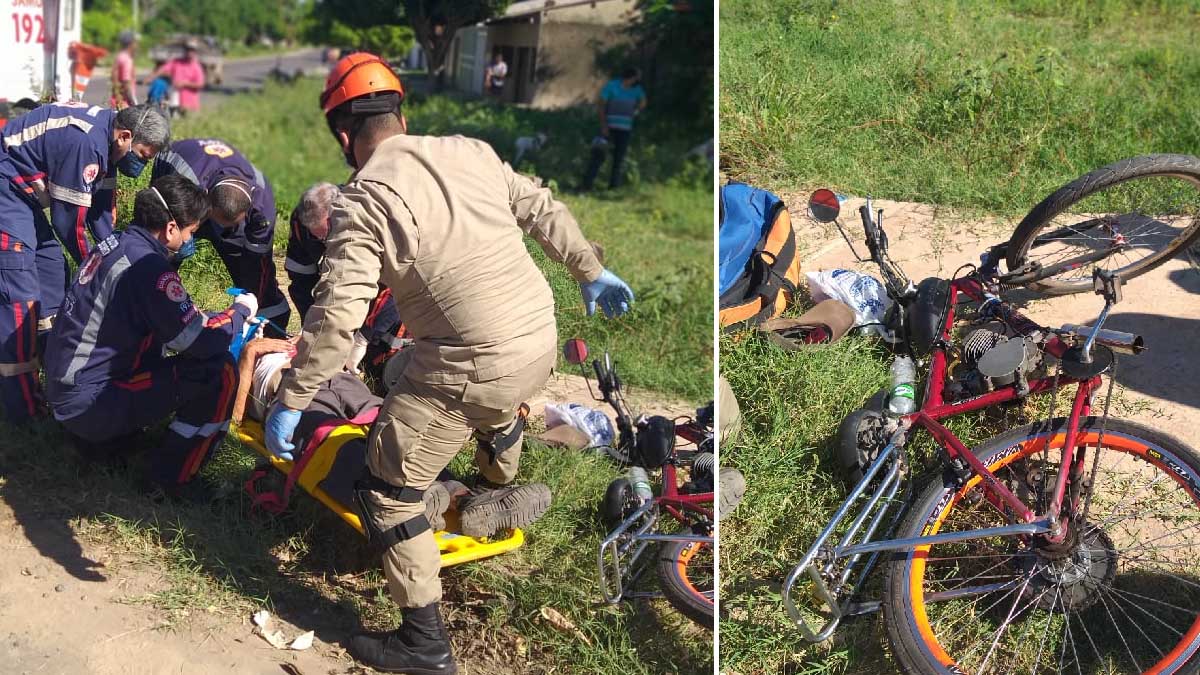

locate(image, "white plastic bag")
[[806, 269, 897, 341], [544, 403, 615, 448]]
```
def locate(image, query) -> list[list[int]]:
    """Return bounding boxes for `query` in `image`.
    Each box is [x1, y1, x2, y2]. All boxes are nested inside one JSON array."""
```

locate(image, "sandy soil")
[[0, 369, 692, 675]]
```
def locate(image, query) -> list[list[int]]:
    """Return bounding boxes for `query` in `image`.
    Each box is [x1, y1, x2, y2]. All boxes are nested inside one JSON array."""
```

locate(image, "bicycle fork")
[[782, 426, 1054, 643]]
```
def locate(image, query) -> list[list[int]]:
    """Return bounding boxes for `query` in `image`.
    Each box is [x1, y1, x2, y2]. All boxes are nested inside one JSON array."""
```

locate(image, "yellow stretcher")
[[234, 419, 524, 567]]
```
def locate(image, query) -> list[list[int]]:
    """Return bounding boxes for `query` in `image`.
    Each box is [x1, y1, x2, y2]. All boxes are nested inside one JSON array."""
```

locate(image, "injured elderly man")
[[231, 336, 551, 538]]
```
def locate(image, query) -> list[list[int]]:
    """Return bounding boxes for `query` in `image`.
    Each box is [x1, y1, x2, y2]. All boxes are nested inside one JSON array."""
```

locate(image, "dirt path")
[[793, 195, 1200, 450], [0, 368, 692, 675], [0, 495, 346, 675]]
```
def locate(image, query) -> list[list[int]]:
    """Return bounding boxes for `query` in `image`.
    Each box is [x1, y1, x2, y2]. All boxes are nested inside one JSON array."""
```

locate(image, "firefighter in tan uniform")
[[264, 54, 635, 674]]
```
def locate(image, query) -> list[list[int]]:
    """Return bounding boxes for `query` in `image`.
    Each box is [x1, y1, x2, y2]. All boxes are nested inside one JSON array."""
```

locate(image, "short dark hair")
[[133, 175, 210, 231], [621, 67, 641, 81], [210, 178, 253, 222]]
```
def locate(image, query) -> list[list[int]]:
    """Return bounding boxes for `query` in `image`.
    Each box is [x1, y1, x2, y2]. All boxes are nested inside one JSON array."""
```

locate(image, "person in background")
[[580, 67, 647, 191], [146, 60, 173, 114], [152, 41, 205, 115], [44, 175, 255, 500], [111, 31, 138, 109], [483, 50, 508, 100]]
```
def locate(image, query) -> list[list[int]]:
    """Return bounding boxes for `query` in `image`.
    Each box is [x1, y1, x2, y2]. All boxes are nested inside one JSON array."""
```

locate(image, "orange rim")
[[907, 430, 1200, 673], [676, 541, 713, 607]]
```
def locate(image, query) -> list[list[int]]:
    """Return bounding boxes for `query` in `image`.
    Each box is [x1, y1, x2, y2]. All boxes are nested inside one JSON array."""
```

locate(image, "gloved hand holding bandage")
[[580, 268, 635, 319]]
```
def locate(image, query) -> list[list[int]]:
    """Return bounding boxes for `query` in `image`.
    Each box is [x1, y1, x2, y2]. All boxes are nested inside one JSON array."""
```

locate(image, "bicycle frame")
[[598, 420, 715, 606], [782, 274, 1106, 642]]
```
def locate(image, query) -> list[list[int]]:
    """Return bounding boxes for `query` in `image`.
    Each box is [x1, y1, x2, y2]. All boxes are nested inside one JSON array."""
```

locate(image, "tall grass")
[[720, 0, 1200, 214], [124, 76, 713, 400]]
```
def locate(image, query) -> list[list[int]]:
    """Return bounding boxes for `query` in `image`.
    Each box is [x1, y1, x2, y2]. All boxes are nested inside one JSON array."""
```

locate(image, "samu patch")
[[156, 271, 187, 303], [82, 163, 99, 185]]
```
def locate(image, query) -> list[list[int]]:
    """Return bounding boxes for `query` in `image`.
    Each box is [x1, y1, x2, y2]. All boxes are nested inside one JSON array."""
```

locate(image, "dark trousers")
[[0, 165, 70, 423], [582, 128, 633, 190], [59, 354, 239, 487]]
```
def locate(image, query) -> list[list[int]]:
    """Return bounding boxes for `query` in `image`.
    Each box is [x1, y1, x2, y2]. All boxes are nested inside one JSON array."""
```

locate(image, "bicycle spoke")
[[977, 574, 1037, 673], [1094, 582, 1143, 671], [1033, 584, 1062, 674]]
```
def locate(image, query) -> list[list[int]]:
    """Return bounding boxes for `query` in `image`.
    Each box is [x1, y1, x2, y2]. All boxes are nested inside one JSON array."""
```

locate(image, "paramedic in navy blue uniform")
[[44, 175, 258, 498], [0, 103, 169, 425], [151, 137, 290, 337], [285, 182, 405, 379]]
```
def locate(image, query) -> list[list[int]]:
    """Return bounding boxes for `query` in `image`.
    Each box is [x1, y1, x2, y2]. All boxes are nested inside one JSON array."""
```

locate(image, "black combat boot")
[[458, 480, 552, 539], [347, 602, 457, 674]]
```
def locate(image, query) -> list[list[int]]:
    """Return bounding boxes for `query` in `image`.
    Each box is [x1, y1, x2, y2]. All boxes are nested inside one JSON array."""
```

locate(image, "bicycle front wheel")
[[1006, 154, 1200, 295], [658, 539, 715, 629], [883, 417, 1200, 674]]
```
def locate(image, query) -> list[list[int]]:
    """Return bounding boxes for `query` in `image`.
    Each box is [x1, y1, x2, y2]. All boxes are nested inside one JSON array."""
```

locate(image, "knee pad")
[[475, 403, 530, 465], [353, 469, 430, 550]]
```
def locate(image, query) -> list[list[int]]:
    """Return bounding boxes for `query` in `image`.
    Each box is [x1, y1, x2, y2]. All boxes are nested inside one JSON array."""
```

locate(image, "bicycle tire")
[[601, 478, 636, 529], [658, 539, 715, 629], [882, 416, 1200, 674], [1006, 154, 1200, 295]]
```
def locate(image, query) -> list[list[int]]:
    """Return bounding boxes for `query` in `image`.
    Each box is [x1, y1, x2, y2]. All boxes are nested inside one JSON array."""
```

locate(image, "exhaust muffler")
[[1061, 324, 1145, 354]]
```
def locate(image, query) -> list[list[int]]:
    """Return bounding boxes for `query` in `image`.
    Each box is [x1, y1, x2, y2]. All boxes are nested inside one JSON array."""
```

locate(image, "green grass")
[[16, 76, 712, 673], [720, 0, 1200, 215], [148, 76, 713, 401]]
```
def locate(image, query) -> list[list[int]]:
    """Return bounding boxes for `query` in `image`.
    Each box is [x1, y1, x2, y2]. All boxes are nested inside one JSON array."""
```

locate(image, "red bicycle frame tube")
[[901, 276, 1102, 531], [659, 423, 714, 524]]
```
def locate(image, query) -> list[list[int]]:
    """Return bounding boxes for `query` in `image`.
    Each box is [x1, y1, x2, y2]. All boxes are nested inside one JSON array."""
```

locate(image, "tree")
[[400, 0, 509, 88]]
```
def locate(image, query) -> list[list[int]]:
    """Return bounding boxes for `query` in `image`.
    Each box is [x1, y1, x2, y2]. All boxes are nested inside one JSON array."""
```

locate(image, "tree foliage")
[[625, 0, 713, 134], [400, 0, 510, 86], [82, 0, 134, 48]]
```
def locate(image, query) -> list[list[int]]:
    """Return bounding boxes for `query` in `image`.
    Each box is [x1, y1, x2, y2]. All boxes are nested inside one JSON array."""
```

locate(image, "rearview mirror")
[[563, 338, 589, 365], [808, 189, 841, 223]]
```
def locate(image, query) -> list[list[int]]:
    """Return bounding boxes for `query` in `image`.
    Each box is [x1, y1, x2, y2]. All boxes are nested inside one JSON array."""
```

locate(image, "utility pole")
[[133, 0, 139, 33]]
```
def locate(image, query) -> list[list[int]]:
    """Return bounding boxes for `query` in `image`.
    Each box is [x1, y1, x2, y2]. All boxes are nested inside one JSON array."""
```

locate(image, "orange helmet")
[[320, 52, 405, 114]]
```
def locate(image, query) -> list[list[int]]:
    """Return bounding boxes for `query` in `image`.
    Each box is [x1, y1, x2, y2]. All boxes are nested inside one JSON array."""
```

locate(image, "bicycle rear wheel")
[[658, 539, 715, 629], [883, 417, 1200, 674], [1006, 154, 1200, 295]]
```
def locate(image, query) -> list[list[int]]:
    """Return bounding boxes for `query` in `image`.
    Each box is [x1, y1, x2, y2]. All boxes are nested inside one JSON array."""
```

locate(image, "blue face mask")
[[116, 150, 147, 178], [170, 236, 197, 263]]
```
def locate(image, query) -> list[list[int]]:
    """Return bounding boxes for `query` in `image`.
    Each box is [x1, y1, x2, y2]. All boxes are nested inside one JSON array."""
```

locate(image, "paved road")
[[83, 47, 328, 108]]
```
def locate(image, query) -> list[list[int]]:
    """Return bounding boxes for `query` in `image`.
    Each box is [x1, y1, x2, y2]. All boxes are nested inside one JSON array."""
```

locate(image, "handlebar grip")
[[859, 205, 879, 256]]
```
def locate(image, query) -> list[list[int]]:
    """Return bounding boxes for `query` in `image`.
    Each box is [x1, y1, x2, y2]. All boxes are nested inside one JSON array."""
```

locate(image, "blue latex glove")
[[264, 402, 302, 461], [580, 268, 635, 319]]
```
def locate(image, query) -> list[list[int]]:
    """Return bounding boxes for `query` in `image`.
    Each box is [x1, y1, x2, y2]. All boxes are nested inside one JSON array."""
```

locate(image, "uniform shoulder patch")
[[156, 271, 188, 303], [78, 253, 103, 285], [201, 140, 234, 159], [82, 163, 99, 185]]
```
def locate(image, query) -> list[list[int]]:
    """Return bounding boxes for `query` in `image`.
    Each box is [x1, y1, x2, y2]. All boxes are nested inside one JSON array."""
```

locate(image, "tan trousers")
[[361, 348, 556, 608]]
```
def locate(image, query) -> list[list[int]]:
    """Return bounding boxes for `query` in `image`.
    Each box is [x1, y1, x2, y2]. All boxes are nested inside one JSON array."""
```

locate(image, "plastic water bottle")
[[626, 466, 654, 502], [887, 356, 918, 416]]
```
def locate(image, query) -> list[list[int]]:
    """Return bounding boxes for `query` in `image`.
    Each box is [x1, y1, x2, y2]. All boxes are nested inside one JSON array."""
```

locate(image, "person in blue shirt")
[[0, 102, 169, 425], [581, 67, 647, 190], [44, 175, 258, 499], [151, 138, 290, 337]]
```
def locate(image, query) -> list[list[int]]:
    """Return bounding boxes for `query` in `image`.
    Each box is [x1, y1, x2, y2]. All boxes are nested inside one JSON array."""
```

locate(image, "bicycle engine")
[[944, 321, 1045, 401]]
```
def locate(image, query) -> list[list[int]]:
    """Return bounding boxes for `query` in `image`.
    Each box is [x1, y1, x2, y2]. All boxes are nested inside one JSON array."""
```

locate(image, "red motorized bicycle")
[[784, 155, 1200, 673], [563, 339, 739, 629]]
